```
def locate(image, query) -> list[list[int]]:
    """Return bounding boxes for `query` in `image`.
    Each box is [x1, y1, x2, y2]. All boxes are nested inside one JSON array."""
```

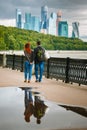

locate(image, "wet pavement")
[[0, 67, 87, 107], [0, 87, 87, 130]]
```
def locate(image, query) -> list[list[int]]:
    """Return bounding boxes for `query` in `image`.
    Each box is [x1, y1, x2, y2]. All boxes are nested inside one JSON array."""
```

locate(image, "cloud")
[[0, 19, 16, 26], [0, 0, 87, 19], [0, 0, 87, 40]]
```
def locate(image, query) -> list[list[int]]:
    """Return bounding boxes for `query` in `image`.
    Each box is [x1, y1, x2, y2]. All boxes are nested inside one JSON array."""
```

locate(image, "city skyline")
[[16, 7, 69, 37], [0, 0, 87, 41]]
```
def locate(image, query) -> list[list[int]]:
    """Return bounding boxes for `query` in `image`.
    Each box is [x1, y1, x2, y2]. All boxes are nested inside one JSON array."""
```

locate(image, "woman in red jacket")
[[24, 43, 34, 83]]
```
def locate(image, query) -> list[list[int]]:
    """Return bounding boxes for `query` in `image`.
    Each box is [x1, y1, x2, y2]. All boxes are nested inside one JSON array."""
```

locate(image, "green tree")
[[0, 25, 87, 51]]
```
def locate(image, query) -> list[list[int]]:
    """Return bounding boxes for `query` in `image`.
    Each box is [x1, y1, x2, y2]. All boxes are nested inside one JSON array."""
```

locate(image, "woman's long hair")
[[24, 43, 31, 54]]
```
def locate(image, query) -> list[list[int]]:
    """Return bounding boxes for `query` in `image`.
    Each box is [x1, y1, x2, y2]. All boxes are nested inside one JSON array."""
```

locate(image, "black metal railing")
[[6, 54, 24, 72], [68, 58, 87, 85], [47, 57, 87, 85], [0, 54, 87, 85], [0, 54, 3, 66], [47, 58, 66, 81]]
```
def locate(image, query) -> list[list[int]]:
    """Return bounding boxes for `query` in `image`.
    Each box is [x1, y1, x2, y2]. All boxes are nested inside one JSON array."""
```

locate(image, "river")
[[0, 50, 87, 59]]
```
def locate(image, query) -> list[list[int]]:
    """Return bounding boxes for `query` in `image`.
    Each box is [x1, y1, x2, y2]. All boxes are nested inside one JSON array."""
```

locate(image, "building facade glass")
[[31, 16, 40, 32], [56, 10, 62, 36], [16, 9, 22, 28], [41, 5, 48, 29], [24, 13, 31, 30], [72, 22, 79, 38], [58, 21, 68, 37], [47, 12, 57, 35], [24, 13, 40, 32]]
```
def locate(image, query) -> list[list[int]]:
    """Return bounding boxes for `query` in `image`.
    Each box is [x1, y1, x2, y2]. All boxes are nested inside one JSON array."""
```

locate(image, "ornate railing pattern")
[[47, 58, 66, 81], [68, 58, 87, 85], [6, 54, 24, 72], [46, 57, 87, 85], [0, 54, 87, 85]]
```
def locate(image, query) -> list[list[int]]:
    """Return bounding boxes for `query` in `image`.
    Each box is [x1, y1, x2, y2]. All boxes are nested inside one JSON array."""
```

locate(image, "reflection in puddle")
[[23, 88, 48, 124], [0, 87, 87, 130]]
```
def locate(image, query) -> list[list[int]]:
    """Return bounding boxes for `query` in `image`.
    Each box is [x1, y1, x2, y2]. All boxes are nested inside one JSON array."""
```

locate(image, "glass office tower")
[[72, 22, 79, 38], [24, 13, 31, 30], [24, 13, 40, 32], [31, 16, 40, 32], [56, 10, 62, 36], [41, 5, 48, 29], [58, 21, 68, 37], [16, 9, 22, 28], [47, 12, 57, 35]]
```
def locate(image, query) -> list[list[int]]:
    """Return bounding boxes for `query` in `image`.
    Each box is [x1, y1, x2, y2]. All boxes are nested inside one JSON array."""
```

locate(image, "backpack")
[[36, 46, 45, 62]]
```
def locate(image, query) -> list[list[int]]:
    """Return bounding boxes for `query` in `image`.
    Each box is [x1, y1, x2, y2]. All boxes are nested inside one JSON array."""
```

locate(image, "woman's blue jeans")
[[35, 61, 44, 82], [24, 61, 33, 81], [25, 88, 33, 108]]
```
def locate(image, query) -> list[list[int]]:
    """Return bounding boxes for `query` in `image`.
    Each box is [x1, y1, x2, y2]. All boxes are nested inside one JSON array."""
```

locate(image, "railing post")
[[65, 57, 70, 83], [3, 53, 7, 67], [47, 58, 50, 78], [12, 54, 15, 70], [21, 55, 24, 72]]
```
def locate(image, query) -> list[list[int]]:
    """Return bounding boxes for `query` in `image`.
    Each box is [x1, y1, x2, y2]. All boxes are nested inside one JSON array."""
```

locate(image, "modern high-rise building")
[[15, 6, 69, 38], [25, 13, 31, 23], [47, 12, 57, 35], [56, 10, 62, 36], [24, 13, 40, 32], [41, 5, 48, 29], [24, 13, 31, 30], [41, 5, 48, 22], [16, 9, 22, 28], [31, 16, 40, 32], [72, 22, 79, 38], [58, 21, 68, 37]]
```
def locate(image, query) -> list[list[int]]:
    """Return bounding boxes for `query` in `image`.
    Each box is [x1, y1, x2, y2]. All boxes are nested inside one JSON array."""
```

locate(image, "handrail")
[[0, 54, 87, 85]]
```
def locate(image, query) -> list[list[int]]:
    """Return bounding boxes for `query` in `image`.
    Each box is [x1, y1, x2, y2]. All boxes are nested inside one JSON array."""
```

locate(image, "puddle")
[[0, 87, 87, 130]]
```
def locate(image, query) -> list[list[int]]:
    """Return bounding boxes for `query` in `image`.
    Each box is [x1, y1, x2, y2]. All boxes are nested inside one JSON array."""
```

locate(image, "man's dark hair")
[[36, 119, 41, 124], [37, 41, 41, 45]]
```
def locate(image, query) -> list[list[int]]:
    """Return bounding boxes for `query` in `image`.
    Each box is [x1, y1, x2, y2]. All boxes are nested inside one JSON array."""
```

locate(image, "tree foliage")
[[0, 25, 87, 50]]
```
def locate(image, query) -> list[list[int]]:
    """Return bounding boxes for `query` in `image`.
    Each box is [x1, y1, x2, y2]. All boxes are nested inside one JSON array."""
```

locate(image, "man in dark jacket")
[[34, 41, 45, 82], [33, 96, 48, 124]]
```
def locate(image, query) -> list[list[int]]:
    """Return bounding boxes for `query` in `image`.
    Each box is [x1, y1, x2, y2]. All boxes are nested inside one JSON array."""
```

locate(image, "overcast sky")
[[0, 0, 87, 41]]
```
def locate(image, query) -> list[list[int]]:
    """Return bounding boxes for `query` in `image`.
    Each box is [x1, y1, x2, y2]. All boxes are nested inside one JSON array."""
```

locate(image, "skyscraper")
[[16, 9, 22, 28], [56, 10, 62, 36], [72, 22, 79, 38], [24, 13, 40, 32], [31, 16, 40, 32], [41, 5, 48, 29], [25, 13, 31, 23], [58, 21, 68, 37], [47, 12, 57, 35], [24, 13, 31, 30]]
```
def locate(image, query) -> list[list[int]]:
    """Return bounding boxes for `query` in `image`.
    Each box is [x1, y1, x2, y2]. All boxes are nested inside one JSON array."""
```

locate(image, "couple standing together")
[[24, 41, 45, 83]]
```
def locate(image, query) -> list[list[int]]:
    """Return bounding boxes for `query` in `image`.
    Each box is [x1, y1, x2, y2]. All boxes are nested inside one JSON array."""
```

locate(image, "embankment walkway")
[[0, 67, 87, 107]]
